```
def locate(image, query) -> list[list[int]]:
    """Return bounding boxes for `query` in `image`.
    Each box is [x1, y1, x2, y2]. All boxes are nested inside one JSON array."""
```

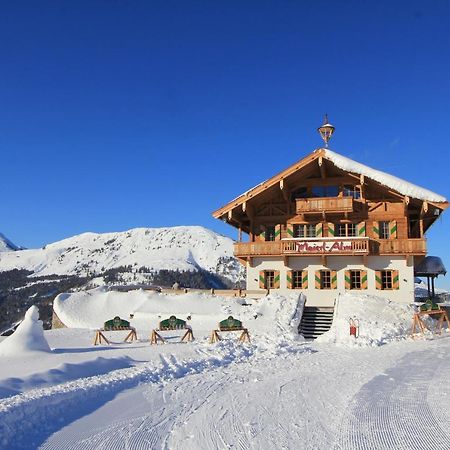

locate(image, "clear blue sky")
[[1, 1, 449, 287]]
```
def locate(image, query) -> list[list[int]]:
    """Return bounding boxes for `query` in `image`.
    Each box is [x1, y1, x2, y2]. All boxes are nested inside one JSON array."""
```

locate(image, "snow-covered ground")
[[1, 291, 450, 449]]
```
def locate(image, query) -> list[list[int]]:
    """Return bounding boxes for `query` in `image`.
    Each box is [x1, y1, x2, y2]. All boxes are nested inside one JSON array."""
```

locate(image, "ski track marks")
[[40, 349, 326, 450], [0, 343, 254, 449], [336, 346, 450, 450]]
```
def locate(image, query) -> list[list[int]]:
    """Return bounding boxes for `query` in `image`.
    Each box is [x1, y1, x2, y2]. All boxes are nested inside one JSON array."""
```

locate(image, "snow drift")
[[0, 306, 51, 356], [316, 293, 417, 347], [54, 288, 304, 342]]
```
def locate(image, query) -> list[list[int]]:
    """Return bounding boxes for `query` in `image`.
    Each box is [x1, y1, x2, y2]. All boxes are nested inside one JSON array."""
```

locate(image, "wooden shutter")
[[286, 270, 293, 289], [327, 222, 335, 237], [273, 271, 280, 289], [275, 224, 282, 240], [392, 270, 399, 289], [286, 223, 294, 238], [331, 270, 338, 289], [375, 270, 382, 290], [357, 221, 366, 237], [344, 270, 351, 289], [361, 270, 368, 289], [315, 223, 323, 237], [259, 228, 266, 242], [302, 270, 308, 289], [315, 270, 321, 289], [372, 221, 380, 239], [389, 220, 397, 239], [259, 271, 266, 289]]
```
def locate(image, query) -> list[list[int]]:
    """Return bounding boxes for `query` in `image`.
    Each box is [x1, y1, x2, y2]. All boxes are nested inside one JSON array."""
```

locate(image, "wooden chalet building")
[[213, 130, 448, 307]]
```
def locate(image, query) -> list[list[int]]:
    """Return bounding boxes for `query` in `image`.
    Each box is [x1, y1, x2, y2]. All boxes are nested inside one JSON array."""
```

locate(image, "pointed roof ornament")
[[317, 114, 335, 148]]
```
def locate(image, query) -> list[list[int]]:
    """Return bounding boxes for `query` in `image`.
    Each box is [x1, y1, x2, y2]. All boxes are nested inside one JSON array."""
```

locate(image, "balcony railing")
[[296, 196, 354, 214], [234, 237, 427, 257], [378, 238, 426, 255]]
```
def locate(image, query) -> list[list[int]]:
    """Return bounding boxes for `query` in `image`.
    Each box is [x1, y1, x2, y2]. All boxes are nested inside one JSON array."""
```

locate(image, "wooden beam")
[[318, 156, 326, 179], [279, 179, 290, 202], [420, 201, 428, 217]]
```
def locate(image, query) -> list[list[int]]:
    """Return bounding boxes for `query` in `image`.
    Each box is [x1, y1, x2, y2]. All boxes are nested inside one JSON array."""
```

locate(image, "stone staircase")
[[299, 307, 334, 340]]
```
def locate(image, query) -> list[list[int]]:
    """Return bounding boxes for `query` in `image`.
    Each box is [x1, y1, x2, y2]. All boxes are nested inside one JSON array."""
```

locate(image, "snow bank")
[[316, 293, 415, 347], [0, 306, 51, 356], [324, 149, 447, 202], [54, 288, 304, 342]]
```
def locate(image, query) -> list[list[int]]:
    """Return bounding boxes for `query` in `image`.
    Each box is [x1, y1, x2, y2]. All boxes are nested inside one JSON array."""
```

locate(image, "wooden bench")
[[94, 316, 138, 345], [150, 316, 194, 345], [411, 302, 450, 336], [210, 316, 250, 344]]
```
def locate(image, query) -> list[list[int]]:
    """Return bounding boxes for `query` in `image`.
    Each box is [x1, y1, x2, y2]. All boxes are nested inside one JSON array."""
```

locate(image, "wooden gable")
[[213, 148, 448, 235]]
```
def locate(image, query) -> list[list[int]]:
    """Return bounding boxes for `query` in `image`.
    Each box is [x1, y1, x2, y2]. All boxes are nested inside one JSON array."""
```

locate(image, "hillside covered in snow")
[[0, 226, 240, 283], [0, 233, 19, 252]]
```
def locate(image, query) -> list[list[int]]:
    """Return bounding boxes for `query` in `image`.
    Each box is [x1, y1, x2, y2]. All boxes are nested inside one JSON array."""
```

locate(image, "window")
[[350, 270, 361, 289], [312, 185, 339, 197], [292, 271, 303, 289], [336, 223, 357, 237], [293, 224, 316, 238], [265, 226, 276, 241], [321, 270, 331, 289], [379, 221, 390, 239], [264, 271, 275, 289], [343, 185, 361, 199], [381, 270, 393, 289]]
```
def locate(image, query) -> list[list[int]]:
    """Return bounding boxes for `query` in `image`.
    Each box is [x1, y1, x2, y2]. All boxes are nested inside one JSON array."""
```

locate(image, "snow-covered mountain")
[[0, 226, 240, 283], [0, 233, 19, 252]]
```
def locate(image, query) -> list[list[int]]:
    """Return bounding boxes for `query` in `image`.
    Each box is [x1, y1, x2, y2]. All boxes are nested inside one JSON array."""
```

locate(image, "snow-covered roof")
[[323, 149, 447, 203]]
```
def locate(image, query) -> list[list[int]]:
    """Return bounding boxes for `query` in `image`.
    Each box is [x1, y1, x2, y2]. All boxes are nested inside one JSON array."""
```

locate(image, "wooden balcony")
[[234, 238, 370, 257], [234, 237, 427, 258], [377, 238, 427, 255], [296, 196, 354, 214]]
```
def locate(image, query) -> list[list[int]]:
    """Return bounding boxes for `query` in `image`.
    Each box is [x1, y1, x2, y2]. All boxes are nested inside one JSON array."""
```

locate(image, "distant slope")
[[0, 233, 19, 252], [0, 226, 240, 283]]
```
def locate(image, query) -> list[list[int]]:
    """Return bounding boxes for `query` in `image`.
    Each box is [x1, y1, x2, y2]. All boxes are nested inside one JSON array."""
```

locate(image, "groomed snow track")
[[336, 347, 450, 449]]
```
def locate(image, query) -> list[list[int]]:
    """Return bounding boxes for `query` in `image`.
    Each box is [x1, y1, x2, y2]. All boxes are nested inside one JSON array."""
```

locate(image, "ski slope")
[[1, 291, 450, 449]]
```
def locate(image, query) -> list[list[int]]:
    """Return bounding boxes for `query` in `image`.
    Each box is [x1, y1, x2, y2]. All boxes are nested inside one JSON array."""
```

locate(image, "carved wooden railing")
[[295, 196, 354, 214], [377, 238, 427, 255], [234, 237, 427, 257]]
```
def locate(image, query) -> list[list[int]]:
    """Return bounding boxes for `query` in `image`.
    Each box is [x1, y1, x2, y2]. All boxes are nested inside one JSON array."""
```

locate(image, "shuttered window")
[[376, 270, 399, 290], [379, 221, 390, 239], [292, 271, 303, 289], [381, 271, 392, 289], [336, 223, 357, 237], [293, 224, 316, 238], [321, 270, 331, 289]]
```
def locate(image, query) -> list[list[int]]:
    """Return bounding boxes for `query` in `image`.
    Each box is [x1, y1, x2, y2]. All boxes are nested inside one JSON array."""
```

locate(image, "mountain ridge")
[[0, 226, 241, 283]]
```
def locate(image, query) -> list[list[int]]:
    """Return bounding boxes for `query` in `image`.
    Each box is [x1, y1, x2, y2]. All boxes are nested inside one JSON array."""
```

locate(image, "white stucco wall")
[[247, 255, 415, 307]]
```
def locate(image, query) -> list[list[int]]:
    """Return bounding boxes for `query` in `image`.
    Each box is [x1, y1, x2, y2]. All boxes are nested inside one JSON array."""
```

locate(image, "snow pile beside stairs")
[[0, 306, 51, 356], [316, 293, 419, 347]]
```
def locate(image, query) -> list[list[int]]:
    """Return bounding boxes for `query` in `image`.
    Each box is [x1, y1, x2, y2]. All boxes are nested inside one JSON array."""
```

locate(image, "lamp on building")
[[318, 114, 335, 148]]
